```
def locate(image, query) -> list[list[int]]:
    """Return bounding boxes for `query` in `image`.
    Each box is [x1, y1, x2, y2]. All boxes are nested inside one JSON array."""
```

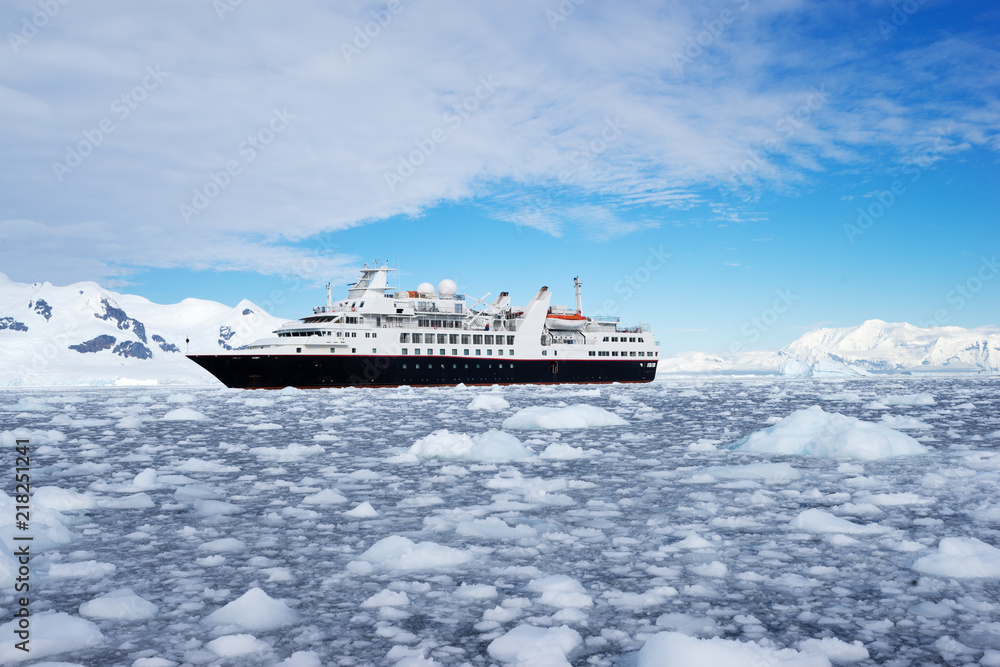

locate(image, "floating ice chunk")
[[468, 394, 510, 411], [796, 638, 869, 664], [275, 651, 323, 667], [820, 392, 862, 402], [637, 632, 831, 667], [194, 499, 243, 515], [487, 624, 582, 667], [881, 393, 935, 406], [655, 612, 721, 637], [206, 634, 270, 657], [203, 587, 299, 630], [199, 538, 247, 552], [79, 588, 158, 620], [248, 422, 283, 430], [502, 404, 627, 430], [349, 535, 472, 572], [879, 414, 933, 430], [604, 587, 677, 609], [668, 534, 713, 550], [162, 407, 206, 421], [690, 561, 727, 578], [539, 443, 599, 459], [526, 575, 593, 608], [360, 589, 410, 608], [0, 612, 103, 663], [912, 537, 1000, 578], [409, 429, 534, 461], [250, 443, 325, 461], [301, 489, 348, 505], [703, 462, 801, 482], [98, 493, 155, 510], [454, 583, 497, 599], [858, 492, 934, 506], [456, 517, 538, 540], [33, 486, 97, 511], [344, 502, 378, 518], [176, 458, 239, 473], [789, 509, 884, 535], [48, 560, 116, 579], [730, 406, 928, 460]]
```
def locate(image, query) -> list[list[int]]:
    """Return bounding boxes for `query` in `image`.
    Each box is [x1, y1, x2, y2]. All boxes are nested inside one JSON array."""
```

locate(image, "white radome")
[[417, 282, 435, 296], [438, 279, 457, 297]]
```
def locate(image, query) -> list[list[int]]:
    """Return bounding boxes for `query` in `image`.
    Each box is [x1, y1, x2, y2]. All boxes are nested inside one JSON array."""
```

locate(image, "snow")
[[501, 404, 627, 429], [1, 377, 998, 664], [730, 405, 929, 459]]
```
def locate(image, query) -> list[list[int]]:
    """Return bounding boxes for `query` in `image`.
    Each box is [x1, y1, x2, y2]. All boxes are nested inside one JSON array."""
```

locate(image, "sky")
[[1, 0, 998, 354]]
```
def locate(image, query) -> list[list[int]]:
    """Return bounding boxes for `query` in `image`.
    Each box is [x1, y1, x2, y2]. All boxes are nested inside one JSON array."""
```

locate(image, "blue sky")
[[1, 0, 997, 354]]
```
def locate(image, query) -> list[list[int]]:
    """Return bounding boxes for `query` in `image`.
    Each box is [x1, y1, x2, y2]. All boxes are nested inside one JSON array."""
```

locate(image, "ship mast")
[[574, 276, 583, 314]]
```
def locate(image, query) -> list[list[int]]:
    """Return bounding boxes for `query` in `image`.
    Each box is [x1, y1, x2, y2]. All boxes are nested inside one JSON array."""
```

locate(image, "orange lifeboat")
[[545, 312, 588, 330]]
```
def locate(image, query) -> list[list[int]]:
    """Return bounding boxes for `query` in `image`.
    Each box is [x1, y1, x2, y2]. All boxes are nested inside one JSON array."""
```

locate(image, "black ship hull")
[[187, 354, 657, 389]]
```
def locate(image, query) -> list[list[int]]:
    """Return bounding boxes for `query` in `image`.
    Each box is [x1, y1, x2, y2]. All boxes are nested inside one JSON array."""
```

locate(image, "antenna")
[[326, 282, 332, 312], [574, 276, 583, 314]]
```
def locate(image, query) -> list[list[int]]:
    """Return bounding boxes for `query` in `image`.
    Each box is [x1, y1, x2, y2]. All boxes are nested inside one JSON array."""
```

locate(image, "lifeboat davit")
[[545, 312, 588, 330]]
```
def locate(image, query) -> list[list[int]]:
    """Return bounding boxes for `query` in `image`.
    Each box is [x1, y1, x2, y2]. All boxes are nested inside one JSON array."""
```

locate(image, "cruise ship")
[[187, 263, 659, 388]]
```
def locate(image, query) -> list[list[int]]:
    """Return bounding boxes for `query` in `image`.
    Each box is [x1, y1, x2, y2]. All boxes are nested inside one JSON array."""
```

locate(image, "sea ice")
[[0, 612, 103, 663], [348, 535, 473, 572], [79, 588, 158, 621], [912, 537, 1000, 578], [636, 632, 831, 666], [203, 587, 299, 631], [789, 509, 884, 535], [730, 406, 929, 459], [467, 394, 511, 411], [501, 404, 627, 430], [409, 429, 534, 460], [487, 624, 582, 666]]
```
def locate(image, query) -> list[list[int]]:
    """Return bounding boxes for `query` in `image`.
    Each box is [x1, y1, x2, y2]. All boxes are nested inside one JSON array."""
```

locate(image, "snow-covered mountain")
[[659, 319, 1000, 376], [0, 273, 289, 386]]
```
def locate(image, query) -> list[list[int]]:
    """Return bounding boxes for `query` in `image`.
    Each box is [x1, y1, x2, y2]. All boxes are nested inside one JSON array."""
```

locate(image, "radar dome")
[[437, 279, 457, 297], [417, 282, 435, 296]]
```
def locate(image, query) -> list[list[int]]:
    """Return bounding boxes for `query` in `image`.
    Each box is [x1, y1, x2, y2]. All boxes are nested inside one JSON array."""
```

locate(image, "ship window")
[[630, 351, 636, 356], [487, 349, 492, 356], [484, 335, 493, 345], [639, 351, 645, 357], [352, 348, 356, 353], [402, 348, 408, 355], [464, 349, 469, 355], [449, 334, 458, 344], [440, 349, 445, 355], [402, 363, 407, 369], [542, 350, 547, 356], [473, 335, 483, 344], [476, 364, 480, 369], [453, 364, 457, 369], [639, 337, 644, 343], [507, 336, 515, 345], [373, 348, 377, 353], [612, 351, 618, 356], [412, 333, 421, 343], [437, 334, 446, 344], [415, 348, 421, 355], [296, 347, 302, 353], [415, 363, 420, 369], [330, 348, 336, 353], [603, 337, 609, 342], [509, 349, 514, 356], [461, 335, 470, 344], [400, 333, 407, 343], [612, 336, 618, 342], [452, 349, 458, 356], [589, 351, 595, 356], [476, 349, 481, 356], [498, 349, 503, 356], [360, 302, 365, 308], [464, 364, 469, 368], [397, 309, 403, 314], [554, 351, 557, 356]]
